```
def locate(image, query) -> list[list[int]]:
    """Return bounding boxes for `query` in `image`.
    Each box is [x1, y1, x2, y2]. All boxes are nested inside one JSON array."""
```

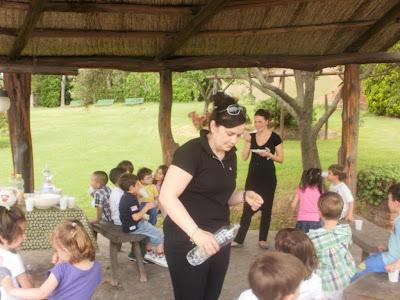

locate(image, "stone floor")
[[20, 230, 362, 300]]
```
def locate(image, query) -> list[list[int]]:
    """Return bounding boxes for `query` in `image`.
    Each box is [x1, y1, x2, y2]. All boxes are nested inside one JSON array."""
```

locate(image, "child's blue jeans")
[[140, 202, 158, 225], [352, 252, 386, 281]]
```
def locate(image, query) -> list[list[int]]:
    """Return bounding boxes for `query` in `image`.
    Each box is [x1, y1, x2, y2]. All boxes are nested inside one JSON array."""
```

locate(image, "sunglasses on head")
[[218, 104, 246, 116]]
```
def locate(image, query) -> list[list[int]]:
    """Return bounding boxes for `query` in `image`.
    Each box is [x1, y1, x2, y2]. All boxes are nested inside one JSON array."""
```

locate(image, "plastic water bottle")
[[186, 224, 240, 266]]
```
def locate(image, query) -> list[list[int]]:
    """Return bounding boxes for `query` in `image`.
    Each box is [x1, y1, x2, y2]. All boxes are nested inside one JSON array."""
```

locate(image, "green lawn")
[[0, 102, 399, 223]]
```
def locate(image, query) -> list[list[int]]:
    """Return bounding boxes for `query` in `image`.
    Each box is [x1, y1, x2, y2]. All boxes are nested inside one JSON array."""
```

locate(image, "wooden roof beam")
[[9, 0, 47, 60], [155, 0, 230, 60], [1, 52, 400, 73], [0, 20, 375, 39], [346, 2, 400, 52]]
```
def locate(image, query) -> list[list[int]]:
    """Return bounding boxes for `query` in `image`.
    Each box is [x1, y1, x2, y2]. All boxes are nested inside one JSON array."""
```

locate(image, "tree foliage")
[[32, 75, 61, 107], [363, 44, 400, 118]]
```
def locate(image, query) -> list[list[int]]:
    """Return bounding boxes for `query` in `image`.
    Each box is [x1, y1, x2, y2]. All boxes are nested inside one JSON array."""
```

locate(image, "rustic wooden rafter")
[[346, 1, 400, 52], [9, 0, 47, 59], [0, 52, 400, 73], [156, 0, 230, 60], [0, 20, 375, 40]]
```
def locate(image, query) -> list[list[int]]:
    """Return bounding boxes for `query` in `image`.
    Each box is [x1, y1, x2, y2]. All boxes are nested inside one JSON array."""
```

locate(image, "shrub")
[[32, 75, 61, 107], [255, 98, 298, 128], [357, 165, 400, 206]]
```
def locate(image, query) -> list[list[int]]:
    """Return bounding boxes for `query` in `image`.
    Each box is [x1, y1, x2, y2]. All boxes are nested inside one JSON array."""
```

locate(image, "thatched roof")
[[0, 0, 399, 73]]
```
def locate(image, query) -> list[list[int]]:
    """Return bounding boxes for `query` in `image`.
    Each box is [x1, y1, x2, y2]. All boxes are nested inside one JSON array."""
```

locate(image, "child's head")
[[388, 183, 400, 214], [275, 228, 318, 279], [0, 205, 26, 250], [90, 171, 108, 189], [119, 173, 139, 194], [300, 168, 323, 192], [249, 252, 305, 300], [137, 167, 153, 186], [318, 191, 343, 220], [327, 164, 346, 183], [117, 160, 134, 174], [51, 219, 95, 264], [109, 167, 126, 187], [153, 165, 168, 184]]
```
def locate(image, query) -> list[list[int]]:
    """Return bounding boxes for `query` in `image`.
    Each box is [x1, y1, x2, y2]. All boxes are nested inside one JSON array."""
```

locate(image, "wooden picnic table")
[[22, 206, 95, 250]]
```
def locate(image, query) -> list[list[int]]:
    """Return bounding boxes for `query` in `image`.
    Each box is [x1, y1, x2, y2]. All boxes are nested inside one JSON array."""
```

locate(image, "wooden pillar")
[[159, 70, 179, 165], [4, 73, 34, 192], [279, 70, 286, 138], [340, 64, 360, 196]]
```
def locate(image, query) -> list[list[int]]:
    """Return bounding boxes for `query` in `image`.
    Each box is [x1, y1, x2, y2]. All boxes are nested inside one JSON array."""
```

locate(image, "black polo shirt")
[[163, 130, 237, 240]]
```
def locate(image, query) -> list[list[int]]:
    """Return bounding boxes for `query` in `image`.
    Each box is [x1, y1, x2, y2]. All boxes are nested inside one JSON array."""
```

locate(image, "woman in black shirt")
[[160, 92, 263, 300], [233, 109, 284, 249]]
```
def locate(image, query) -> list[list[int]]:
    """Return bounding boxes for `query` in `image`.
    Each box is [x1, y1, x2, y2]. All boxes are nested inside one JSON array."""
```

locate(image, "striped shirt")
[[308, 224, 357, 292]]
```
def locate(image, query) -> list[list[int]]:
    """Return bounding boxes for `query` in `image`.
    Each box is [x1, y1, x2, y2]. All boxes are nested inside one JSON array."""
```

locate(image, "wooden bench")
[[91, 222, 148, 283], [124, 98, 144, 105], [344, 272, 400, 299], [69, 100, 83, 107], [351, 215, 391, 260], [95, 99, 114, 106]]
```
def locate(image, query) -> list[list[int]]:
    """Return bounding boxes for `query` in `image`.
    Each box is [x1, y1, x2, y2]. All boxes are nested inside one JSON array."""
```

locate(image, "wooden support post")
[[324, 94, 328, 140], [4, 73, 34, 192], [279, 70, 286, 138], [159, 70, 179, 165], [340, 64, 360, 196], [60, 75, 66, 107]]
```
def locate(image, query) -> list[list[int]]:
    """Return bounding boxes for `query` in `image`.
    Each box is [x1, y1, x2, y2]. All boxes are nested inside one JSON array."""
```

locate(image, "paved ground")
[[20, 230, 362, 300]]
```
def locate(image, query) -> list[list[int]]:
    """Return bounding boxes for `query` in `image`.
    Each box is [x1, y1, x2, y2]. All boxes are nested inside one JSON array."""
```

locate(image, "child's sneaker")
[[128, 251, 148, 264], [144, 252, 168, 268]]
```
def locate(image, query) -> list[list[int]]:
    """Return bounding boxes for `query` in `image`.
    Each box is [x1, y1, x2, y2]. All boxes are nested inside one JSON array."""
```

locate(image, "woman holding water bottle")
[[160, 92, 263, 300], [233, 109, 283, 249]]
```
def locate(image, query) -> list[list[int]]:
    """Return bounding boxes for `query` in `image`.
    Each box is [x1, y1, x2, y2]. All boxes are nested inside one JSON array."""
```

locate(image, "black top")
[[164, 129, 237, 237], [245, 131, 282, 191], [119, 192, 140, 233]]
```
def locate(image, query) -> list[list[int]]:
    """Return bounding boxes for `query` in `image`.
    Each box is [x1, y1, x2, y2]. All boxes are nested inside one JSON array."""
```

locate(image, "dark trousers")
[[235, 199, 274, 244], [295, 220, 322, 233], [165, 244, 231, 300]]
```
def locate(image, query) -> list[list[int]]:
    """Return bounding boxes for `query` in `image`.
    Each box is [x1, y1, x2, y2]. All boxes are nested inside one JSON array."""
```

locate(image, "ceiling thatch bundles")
[[0, 0, 399, 73]]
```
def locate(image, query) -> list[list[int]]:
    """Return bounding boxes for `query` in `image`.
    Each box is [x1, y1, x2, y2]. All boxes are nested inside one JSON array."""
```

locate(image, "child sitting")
[[2, 219, 102, 299], [0, 205, 33, 299], [291, 168, 323, 232], [352, 183, 400, 280], [109, 167, 127, 226], [90, 170, 112, 224], [117, 160, 134, 174], [118, 173, 167, 268], [275, 228, 323, 300], [238, 252, 305, 300], [153, 165, 168, 192], [137, 167, 159, 226], [308, 192, 357, 300], [326, 164, 354, 222]]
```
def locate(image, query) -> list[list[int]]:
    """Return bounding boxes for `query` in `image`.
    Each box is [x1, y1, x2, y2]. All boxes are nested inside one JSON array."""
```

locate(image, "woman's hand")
[[245, 191, 263, 211], [191, 228, 220, 256]]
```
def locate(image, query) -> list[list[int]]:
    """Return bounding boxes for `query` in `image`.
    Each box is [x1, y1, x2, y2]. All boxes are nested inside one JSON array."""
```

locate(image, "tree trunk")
[[159, 70, 179, 165], [298, 116, 321, 169], [60, 75, 66, 107], [340, 64, 360, 195], [4, 73, 34, 192]]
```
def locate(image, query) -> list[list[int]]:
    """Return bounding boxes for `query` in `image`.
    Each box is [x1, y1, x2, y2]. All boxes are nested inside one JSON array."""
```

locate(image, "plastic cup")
[[59, 196, 68, 210], [355, 219, 363, 231], [67, 196, 76, 209], [25, 197, 34, 212], [388, 269, 399, 283]]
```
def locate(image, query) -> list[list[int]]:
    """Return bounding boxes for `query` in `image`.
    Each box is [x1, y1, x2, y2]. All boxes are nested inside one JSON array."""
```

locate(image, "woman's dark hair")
[[209, 92, 247, 128], [254, 109, 271, 121], [299, 168, 323, 193]]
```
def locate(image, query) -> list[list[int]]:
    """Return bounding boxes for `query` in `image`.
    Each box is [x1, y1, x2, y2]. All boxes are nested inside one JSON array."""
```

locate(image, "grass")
[[0, 102, 399, 229]]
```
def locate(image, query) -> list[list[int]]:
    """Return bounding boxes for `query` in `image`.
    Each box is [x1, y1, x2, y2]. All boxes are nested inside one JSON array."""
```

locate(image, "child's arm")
[[16, 271, 34, 288], [346, 202, 354, 223], [132, 202, 156, 221], [385, 259, 400, 272], [2, 273, 58, 300], [291, 193, 299, 211]]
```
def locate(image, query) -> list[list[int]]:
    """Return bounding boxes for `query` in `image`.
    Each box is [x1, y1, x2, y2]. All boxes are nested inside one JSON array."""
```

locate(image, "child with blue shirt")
[[118, 173, 167, 268], [353, 183, 400, 281]]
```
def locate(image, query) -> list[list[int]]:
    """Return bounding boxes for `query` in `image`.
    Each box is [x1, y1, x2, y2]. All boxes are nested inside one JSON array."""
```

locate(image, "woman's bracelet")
[[243, 190, 247, 203], [188, 226, 199, 239]]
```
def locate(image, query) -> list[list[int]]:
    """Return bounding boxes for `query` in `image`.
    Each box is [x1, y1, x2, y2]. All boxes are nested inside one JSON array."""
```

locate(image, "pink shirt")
[[296, 186, 321, 222]]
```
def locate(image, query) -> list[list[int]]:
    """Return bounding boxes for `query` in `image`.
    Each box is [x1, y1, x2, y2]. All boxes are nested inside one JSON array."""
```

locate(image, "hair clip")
[[71, 222, 77, 228]]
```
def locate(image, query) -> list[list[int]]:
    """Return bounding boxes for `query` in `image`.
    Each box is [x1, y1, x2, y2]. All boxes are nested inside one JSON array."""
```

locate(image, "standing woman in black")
[[232, 109, 284, 249], [159, 92, 263, 300]]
